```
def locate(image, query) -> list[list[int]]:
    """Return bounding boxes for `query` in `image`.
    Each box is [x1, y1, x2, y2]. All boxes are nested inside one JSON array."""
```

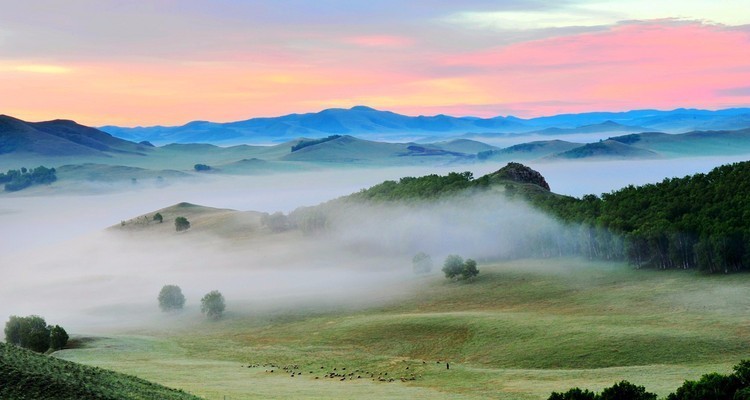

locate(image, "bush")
[[175, 216, 190, 232], [153, 212, 163, 223], [158, 285, 186, 311], [194, 164, 211, 171], [200, 290, 225, 320]]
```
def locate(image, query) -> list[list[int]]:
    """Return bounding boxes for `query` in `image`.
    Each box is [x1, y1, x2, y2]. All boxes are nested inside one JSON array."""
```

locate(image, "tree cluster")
[[549, 360, 750, 400], [193, 163, 211, 171], [4, 315, 68, 353], [157, 285, 225, 320], [290, 135, 341, 152], [442, 255, 479, 280], [0, 166, 57, 192], [350, 171, 486, 202], [528, 161, 750, 273], [260, 211, 290, 232]]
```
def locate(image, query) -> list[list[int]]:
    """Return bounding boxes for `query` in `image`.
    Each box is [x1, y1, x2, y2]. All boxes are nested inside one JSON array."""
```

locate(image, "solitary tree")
[[200, 290, 226, 320], [175, 216, 190, 232], [412, 252, 433, 274], [153, 212, 163, 223], [49, 325, 69, 350], [158, 285, 186, 311], [442, 255, 465, 279]]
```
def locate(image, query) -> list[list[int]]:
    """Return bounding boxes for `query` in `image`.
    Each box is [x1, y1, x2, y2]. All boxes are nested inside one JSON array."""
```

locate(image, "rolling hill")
[[0, 115, 150, 157], [547, 139, 661, 160], [0, 341, 200, 400]]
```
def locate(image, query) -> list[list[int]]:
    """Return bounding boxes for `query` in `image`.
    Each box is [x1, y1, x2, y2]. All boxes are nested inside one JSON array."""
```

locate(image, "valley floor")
[[56, 258, 750, 399]]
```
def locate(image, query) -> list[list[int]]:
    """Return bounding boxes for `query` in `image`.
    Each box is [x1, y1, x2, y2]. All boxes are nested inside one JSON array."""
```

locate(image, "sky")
[[1, 0, 749, 126]]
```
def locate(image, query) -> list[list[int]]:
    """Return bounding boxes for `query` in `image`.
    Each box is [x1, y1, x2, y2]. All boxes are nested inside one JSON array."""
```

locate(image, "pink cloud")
[[435, 21, 750, 116], [343, 35, 415, 48]]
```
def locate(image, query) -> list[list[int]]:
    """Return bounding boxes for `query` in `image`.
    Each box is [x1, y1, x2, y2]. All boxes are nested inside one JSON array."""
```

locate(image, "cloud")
[[12, 64, 72, 74], [343, 35, 415, 48], [443, 0, 750, 30], [717, 87, 750, 97]]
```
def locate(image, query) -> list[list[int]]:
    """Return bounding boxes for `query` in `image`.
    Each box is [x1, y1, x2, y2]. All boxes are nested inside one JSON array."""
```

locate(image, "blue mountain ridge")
[[94, 105, 750, 145]]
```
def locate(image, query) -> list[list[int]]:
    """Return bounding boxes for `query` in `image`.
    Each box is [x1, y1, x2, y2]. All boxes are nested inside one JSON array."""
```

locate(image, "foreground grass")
[[57, 259, 750, 399], [0, 341, 200, 400]]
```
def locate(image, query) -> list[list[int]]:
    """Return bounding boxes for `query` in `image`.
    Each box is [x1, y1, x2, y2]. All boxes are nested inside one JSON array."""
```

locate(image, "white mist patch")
[[322, 193, 559, 261], [0, 156, 745, 333]]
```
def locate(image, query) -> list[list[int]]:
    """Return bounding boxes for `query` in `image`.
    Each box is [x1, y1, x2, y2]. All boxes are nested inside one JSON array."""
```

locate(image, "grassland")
[[54, 258, 750, 399], [0, 340, 200, 399]]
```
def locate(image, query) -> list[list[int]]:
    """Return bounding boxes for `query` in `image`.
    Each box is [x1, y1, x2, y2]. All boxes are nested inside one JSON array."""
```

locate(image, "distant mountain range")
[[99, 106, 750, 145], [3, 114, 750, 176]]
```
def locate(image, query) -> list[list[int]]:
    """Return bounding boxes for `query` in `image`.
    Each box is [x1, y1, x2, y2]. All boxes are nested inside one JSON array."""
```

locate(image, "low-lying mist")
[[1, 156, 746, 334]]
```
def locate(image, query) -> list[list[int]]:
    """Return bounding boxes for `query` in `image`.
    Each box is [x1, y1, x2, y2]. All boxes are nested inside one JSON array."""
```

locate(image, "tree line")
[[0, 166, 57, 192], [549, 359, 750, 400]]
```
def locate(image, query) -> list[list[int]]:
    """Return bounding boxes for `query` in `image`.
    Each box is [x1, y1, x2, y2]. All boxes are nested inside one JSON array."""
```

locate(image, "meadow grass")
[[57, 258, 750, 399]]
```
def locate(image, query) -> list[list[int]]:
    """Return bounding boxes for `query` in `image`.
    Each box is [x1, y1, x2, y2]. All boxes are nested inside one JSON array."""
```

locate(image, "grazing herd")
[[241, 360, 452, 384]]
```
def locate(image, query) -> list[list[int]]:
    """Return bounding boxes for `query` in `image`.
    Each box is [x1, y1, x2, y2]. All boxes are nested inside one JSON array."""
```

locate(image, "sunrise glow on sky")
[[2, 1, 750, 126]]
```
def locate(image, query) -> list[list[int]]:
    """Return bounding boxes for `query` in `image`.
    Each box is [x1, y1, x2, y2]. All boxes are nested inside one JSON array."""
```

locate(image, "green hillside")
[[57, 259, 750, 399], [0, 341, 200, 400]]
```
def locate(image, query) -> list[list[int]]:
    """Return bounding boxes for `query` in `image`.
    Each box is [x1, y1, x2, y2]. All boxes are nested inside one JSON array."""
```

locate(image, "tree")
[[4, 315, 51, 353], [153, 212, 163, 223], [599, 381, 657, 400], [462, 259, 479, 279], [158, 285, 186, 311], [412, 252, 433, 274], [442, 255, 464, 279], [49, 325, 69, 350], [175, 216, 190, 232], [4, 315, 23, 345], [261, 212, 289, 232], [548, 387, 597, 400], [201, 290, 225, 320]]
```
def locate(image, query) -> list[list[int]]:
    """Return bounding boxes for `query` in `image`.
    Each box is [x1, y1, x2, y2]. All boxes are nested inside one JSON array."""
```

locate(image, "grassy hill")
[[548, 139, 661, 159], [0, 115, 150, 157], [0, 341, 200, 400], [56, 259, 750, 399]]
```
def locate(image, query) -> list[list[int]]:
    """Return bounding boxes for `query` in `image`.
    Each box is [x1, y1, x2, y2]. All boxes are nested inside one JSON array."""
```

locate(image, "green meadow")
[[56, 258, 750, 399]]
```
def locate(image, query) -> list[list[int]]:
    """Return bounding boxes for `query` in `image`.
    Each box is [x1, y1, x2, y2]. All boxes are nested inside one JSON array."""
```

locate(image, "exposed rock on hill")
[[491, 162, 550, 191]]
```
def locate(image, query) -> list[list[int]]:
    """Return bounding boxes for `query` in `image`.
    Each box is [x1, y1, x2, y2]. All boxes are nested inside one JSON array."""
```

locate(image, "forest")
[[324, 161, 750, 274]]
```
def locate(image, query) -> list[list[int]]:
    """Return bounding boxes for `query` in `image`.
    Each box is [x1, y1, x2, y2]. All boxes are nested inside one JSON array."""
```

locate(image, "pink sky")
[[1, 2, 749, 126]]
